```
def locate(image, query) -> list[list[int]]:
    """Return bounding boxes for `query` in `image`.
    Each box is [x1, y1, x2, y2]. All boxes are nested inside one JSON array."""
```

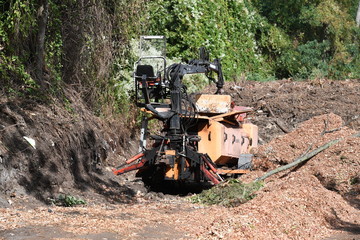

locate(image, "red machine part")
[[113, 158, 148, 175], [232, 105, 249, 122], [200, 164, 220, 185], [126, 152, 145, 164], [113, 152, 223, 185]]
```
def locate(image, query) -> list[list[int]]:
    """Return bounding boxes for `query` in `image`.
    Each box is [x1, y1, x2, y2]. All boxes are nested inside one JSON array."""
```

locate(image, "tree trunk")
[[356, 0, 360, 27], [35, 0, 49, 88]]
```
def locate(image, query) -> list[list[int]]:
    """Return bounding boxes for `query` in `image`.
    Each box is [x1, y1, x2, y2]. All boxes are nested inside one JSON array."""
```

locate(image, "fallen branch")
[[255, 130, 360, 182], [255, 138, 341, 182]]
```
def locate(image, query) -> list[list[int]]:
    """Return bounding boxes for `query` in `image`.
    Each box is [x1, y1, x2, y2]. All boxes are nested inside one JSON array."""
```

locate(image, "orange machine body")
[[163, 94, 258, 180]]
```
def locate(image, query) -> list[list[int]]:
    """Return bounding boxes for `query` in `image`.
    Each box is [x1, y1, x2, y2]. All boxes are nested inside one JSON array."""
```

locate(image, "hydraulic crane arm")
[[167, 54, 224, 94], [164, 52, 225, 131]]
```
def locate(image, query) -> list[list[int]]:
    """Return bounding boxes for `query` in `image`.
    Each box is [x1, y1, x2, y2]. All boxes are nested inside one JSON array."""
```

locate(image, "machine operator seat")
[[135, 64, 162, 104], [135, 65, 157, 81]]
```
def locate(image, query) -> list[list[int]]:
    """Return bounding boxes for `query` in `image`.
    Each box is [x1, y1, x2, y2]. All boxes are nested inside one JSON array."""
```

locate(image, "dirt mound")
[[253, 113, 359, 195], [206, 171, 359, 239], [0, 90, 141, 207], [226, 113, 360, 239]]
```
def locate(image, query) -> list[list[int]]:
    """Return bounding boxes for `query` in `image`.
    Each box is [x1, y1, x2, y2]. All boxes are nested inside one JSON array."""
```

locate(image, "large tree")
[[35, 0, 49, 88], [356, 0, 360, 26]]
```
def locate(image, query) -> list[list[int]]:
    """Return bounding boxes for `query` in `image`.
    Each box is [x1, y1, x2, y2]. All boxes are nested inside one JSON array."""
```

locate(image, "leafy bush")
[[254, 0, 360, 80], [1, 0, 359, 115], [52, 194, 87, 207], [0, 52, 39, 95], [147, 0, 276, 81], [293, 40, 331, 80], [190, 179, 263, 207], [0, 0, 36, 91]]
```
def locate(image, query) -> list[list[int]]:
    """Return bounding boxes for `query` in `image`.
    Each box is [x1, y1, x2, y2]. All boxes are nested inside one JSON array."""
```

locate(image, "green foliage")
[[0, 0, 148, 113], [147, 0, 359, 81], [302, 0, 360, 79], [0, 0, 36, 91], [190, 179, 264, 207], [52, 194, 87, 207], [0, 0, 359, 117], [254, 0, 360, 79], [147, 0, 275, 81], [285, 40, 331, 80], [0, 52, 39, 94], [45, 0, 64, 83], [0, 0, 35, 46]]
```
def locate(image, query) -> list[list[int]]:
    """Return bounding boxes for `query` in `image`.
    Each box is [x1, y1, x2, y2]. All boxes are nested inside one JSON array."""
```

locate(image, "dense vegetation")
[[0, 0, 147, 113], [148, 0, 360, 80], [0, 0, 359, 113]]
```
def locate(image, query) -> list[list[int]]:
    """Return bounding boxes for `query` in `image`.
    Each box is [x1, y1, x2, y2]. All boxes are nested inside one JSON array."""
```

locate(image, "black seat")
[[135, 65, 155, 79]]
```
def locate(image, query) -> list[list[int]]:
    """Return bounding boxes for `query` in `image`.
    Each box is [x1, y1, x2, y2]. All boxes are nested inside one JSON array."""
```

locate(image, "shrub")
[[255, 0, 360, 80], [52, 194, 87, 207], [147, 0, 275, 81], [294, 40, 331, 80], [190, 179, 263, 207]]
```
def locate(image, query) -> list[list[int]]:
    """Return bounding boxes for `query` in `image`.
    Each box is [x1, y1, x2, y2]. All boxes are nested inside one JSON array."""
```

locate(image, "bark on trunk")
[[35, 0, 49, 87], [356, 0, 360, 27]]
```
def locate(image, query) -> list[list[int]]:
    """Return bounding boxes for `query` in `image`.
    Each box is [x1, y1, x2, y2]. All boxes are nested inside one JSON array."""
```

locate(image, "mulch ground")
[[0, 79, 359, 239]]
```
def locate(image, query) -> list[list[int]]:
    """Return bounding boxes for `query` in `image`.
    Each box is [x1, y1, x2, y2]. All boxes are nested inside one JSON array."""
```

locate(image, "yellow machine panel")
[[198, 120, 257, 165], [242, 123, 258, 150]]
